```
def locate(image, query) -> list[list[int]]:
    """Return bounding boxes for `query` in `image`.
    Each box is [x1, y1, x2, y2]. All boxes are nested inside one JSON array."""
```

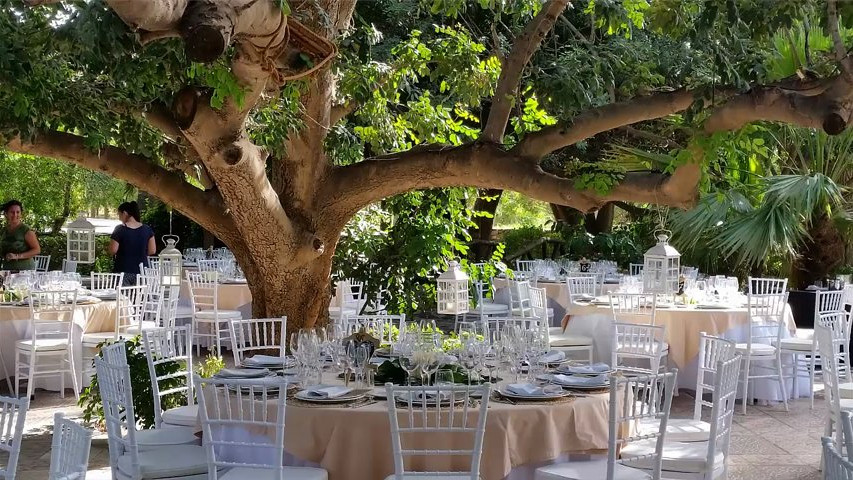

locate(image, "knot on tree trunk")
[[179, 0, 235, 63]]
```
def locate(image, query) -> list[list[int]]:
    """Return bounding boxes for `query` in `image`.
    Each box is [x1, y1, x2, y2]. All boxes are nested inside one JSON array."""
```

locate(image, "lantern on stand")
[[437, 261, 469, 317], [66, 214, 96, 264], [643, 231, 681, 295], [159, 235, 183, 324]]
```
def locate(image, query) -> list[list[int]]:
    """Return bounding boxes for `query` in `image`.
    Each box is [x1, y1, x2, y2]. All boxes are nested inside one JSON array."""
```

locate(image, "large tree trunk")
[[791, 214, 846, 289], [583, 202, 615, 234], [471, 189, 503, 259]]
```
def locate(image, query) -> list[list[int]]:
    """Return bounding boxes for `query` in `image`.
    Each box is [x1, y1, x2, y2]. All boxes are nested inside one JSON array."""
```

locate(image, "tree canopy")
[[2, 0, 853, 326]]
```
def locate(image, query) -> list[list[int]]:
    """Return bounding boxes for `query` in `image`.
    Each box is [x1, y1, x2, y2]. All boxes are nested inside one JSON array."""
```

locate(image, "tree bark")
[[791, 214, 846, 289], [471, 189, 503, 260], [51, 174, 73, 234], [584, 203, 615, 234]]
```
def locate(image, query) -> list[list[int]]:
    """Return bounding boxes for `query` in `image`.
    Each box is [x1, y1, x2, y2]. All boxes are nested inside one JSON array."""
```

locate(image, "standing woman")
[[109, 201, 155, 285], [1, 200, 41, 272]]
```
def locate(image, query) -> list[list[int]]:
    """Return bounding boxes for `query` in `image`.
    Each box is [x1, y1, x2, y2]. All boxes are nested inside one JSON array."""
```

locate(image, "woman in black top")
[[109, 201, 155, 285]]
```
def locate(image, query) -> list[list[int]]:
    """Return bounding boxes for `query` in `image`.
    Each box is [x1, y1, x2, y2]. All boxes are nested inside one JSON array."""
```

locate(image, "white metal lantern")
[[437, 261, 469, 315], [643, 232, 681, 294], [66, 214, 96, 264], [159, 236, 183, 288]]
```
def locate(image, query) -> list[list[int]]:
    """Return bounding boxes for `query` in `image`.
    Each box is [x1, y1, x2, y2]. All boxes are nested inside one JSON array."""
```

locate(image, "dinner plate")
[[294, 389, 368, 403], [393, 391, 468, 406], [555, 364, 615, 376], [696, 304, 729, 310], [497, 388, 572, 401], [215, 368, 273, 379]]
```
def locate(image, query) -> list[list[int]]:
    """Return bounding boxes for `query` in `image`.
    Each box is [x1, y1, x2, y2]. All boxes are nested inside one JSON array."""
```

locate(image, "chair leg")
[[809, 353, 816, 409], [788, 353, 799, 401], [741, 357, 750, 415], [69, 347, 80, 402], [14, 350, 20, 398], [26, 354, 36, 401], [776, 354, 789, 412]]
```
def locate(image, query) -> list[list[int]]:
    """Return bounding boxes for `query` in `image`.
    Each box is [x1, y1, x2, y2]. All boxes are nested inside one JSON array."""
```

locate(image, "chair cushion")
[[480, 302, 509, 314], [793, 328, 814, 340], [548, 328, 593, 347], [15, 338, 69, 351], [195, 310, 241, 320], [779, 337, 815, 352], [223, 467, 328, 480], [534, 459, 651, 480], [162, 404, 199, 427], [136, 425, 199, 450], [383, 476, 473, 480], [638, 418, 711, 443], [620, 438, 724, 473], [735, 343, 776, 356], [82, 332, 118, 346], [117, 444, 207, 478]]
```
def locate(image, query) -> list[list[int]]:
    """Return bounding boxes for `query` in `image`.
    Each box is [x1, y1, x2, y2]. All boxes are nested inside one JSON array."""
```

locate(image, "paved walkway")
[[11, 386, 825, 479]]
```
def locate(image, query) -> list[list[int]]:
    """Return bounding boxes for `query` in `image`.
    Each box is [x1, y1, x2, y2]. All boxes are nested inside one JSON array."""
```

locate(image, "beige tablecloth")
[[565, 304, 797, 370], [179, 281, 252, 311], [0, 300, 118, 391]]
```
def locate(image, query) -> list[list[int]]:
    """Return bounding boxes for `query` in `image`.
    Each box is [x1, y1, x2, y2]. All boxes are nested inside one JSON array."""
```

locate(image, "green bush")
[[501, 225, 551, 257], [78, 336, 184, 430]]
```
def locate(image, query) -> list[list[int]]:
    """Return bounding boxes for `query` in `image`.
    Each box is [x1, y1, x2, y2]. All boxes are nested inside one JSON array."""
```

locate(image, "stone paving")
[[9, 385, 826, 479]]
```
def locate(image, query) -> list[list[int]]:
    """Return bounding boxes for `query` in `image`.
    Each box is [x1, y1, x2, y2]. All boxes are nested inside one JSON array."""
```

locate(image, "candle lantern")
[[67, 214, 96, 264], [159, 236, 183, 288], [436, 261, 469, 315], [643, 231, 681, 294]]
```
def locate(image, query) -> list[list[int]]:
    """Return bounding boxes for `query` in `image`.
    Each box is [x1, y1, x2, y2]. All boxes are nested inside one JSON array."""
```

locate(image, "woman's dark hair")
[[2, 200, 22, 214], [118, 201, 141, 222]]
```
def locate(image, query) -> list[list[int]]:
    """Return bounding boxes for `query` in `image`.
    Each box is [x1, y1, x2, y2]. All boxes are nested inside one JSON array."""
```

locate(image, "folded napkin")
[[552, 374, 607, 387], [304, 385, 352, 398], [506, 383, 563, 396], [560, 362, 610, 375], [216, 368, 270, 378], [539, 351, 566, 364], [244, 355, 286, 366]]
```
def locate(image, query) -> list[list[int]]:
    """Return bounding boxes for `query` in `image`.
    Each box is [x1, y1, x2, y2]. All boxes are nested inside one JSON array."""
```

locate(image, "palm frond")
[[601, 145, 674, 172], [762, 174, 844, 214], [714, 202, 808, 267]]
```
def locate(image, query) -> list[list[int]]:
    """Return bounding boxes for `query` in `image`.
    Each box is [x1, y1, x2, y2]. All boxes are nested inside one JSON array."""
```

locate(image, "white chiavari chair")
[[818, 313, 851, 452], [49, 412, 93, 480], [612, 322, 667, 377], [197, 259, 228, 274], [574, 271, 604, 296], [343, 315, 405, 346], [15, 290, 79, 400], [737, 277, 789, 414], [507, 279, 533, 318], [535, 370, 677, 480], [33, 254, 51, 272], [90, 272, 124, 292], [515, 259, 537, 277], [95, 350, 208, 479], [137, 273, 164, 328], [61, 259, 77, 274], [82, 285, 149, 381], [624, 356, 740, 479], [142, 326, 200, 430], [195, 375, 329, 479], [229, 317, 287, 366], [841, 410, 853, 461], [565, 276, 597, 308], [384, 382, 491, 480], [468, 280, 509, 322], [532, 287, 593, 363], [186, 271, 242, 356], [780, 289, 845, 408], [0, 395, 28, 480], [630, 263, 644, 276], [823, 436, 853, 480], [610, 292, 658, 325]]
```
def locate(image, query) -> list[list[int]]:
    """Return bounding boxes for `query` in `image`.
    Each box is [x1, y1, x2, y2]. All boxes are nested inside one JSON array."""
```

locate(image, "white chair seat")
[[81, 331, 118, 346], [136, 425, 199, 450], [15, 338, 69, 352], [384, 475, 473, 480], [126, 321, 160, 333], [638, 418, 711, 443], [838, 398, 853, 410], [194, 310, 241, 320], [117, 444, 208, 478], [621, 438, 724, 473], [839, 381, 853, 399], [480, 302, 509, 314], [735, 343, 776, 356], [222, 467, 328, 480], [548, 328, 593, 347], [174, 305, 195, 318], [535, 459, 651, 480], [162, 404, 199, 427], [616, 342, 669, 354], [779, 337, 814, 352], [793, 328, 814, 340]]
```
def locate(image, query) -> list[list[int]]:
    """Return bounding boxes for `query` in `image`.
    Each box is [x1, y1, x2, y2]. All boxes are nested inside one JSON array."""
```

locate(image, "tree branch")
[[4, 130, 236, 240], [481, 0, 570, 142], [621, 126, 683, 148], [512, 89, 697, 159], [827, 0, 853, 78], [321, 142, 700, 222]]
